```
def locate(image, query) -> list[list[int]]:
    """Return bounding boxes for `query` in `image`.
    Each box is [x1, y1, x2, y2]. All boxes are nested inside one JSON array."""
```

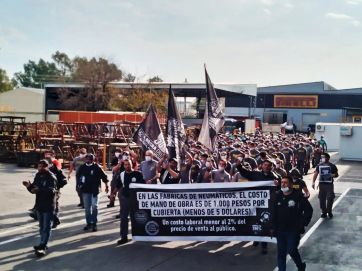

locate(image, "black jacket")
[[272, 190, 313, 234], [116, 170, 144, 197], [77, 163, 108, 195], [28, 170, 57, 212]]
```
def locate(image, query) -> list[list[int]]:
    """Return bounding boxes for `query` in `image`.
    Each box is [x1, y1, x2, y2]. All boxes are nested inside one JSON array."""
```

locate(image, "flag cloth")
[[198, 67, 225, 150], [133, 104, 167, 161], [166, 85, 187, 168]]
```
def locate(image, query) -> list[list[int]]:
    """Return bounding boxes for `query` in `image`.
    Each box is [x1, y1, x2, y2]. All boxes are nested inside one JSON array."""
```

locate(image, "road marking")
[[0, 208, 118, 245]]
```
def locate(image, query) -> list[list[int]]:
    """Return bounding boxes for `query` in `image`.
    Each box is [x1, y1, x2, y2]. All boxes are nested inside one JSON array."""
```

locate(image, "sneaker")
[[328, 212, 333, 219], [83, 224, 91, 231], [33, 244, 41, 250], [92, 224, 97, 232], [298, 262, 306, 271], [107, 203, 115, 208], [117, 238, 129, 245], [77, 203, 83, 207], [35, 249, 46, 257], [34, 244, 48, 250], [320, 213, 327, 218], [115, 214, 120, 219]]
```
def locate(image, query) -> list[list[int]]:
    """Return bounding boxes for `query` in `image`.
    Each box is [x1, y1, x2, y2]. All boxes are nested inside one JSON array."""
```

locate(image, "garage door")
[[302, 113, 320, 131]]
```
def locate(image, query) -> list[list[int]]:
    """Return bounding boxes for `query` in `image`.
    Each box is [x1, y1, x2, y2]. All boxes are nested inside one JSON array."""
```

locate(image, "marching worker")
[[140, 150, 159, 184], [68, 148, 87, 208], [236, 158, 280, 254], [116, 159, 145, 245], [312, 153, 338, 218], [211, 159, 231, 182], [77, 154, 109, 232], [272, 176, 313, 271], [22, 160, 57, 256]]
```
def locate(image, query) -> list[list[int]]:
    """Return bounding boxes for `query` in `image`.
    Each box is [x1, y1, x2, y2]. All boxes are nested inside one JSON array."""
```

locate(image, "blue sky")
[[0, 0, 361, 88]]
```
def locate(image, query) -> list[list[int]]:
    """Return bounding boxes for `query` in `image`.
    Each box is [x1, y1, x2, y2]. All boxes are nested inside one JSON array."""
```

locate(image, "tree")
[[14, 59, 62, 88], [57, 57, 123, 111], [123, 72, 136, 82], [110, 85, 168, 114], [13, 52, 73, 88], [148, 75, 163, 83], [52, 51, 73, 78], [0, 68, 13, 93]]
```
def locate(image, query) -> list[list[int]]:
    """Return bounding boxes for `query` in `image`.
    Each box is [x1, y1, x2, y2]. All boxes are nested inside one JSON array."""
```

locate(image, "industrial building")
[[0, 87, 45, 122], [1, 81, 361, 132]]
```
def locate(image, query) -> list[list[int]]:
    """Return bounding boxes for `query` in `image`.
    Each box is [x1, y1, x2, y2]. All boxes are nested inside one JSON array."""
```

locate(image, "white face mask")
[[281, 187, 289, 193], [122, 155, 129, 160], [238, 157, 243, 162], [205, 162, 211, 168], [321, 158, 326, 163], [244, 154, 249, 159], [145, 156, 152, 162], [115, 152, 121, 158], [221, 155, 227, 160], [218, 166, 225, 171]]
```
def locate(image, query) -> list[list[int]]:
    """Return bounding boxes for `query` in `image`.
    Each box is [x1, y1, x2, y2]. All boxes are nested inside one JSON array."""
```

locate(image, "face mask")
[[238, 157, 243, 162], [321, 158, 326, 163], [218, 166, 225, 171], [115, 152, 121, 158], [145, 156, 152, 162], [80, 154, 86, 158], [221, 155, 227, 160], [244, 154, 249, 159], [122, 155, 129, 160], [205, 162, 211, 168], [281, 187, 289, 193]]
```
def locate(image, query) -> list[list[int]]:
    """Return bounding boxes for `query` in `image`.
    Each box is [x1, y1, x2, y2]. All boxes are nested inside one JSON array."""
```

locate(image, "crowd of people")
[[23, 129, 338, 270]]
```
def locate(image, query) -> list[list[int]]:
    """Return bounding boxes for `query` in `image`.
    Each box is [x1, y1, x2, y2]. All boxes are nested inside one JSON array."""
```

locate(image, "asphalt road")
[[0, 157, 355, 271]]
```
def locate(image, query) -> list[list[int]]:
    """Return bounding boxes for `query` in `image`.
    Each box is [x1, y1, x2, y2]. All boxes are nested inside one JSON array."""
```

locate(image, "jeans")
[[83, 193, 99, 225], [37, 211, 53, 246], [277, 231, 303, 271], [119, 196, 130, 239]]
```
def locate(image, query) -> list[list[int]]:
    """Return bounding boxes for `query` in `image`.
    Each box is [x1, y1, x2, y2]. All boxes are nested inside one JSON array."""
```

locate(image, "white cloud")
[[346, 0, 362, 5], [263, 8, 272, 15], [352, 20, 361, 26], [326, 12, 360, 27], [261, 0, 274, 6], [326, 13, 352, 20], [284, 3, 294, 9]]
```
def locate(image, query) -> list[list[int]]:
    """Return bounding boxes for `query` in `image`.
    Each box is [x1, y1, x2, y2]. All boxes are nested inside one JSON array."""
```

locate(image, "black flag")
[[198, 67, 225, 151], [166, 85, 186, 168], [133, 104, 167, 161]]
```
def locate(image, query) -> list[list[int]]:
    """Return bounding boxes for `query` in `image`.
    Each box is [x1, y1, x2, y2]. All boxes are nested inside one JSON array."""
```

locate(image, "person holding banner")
[[272, 176, 313, 271], [236, 158, 281, 254], [116, 159, 145, 245]]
